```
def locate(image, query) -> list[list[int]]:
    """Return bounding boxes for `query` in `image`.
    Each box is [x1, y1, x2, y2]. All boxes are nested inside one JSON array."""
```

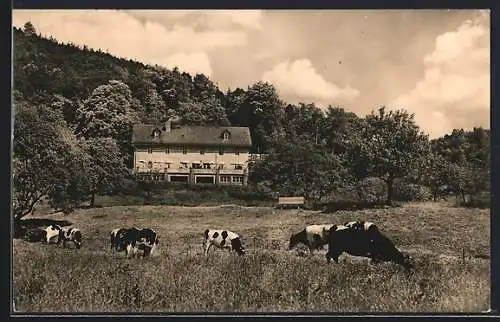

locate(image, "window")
[[192, 163, 202, 169], [147, 148, 152, 154], [234, 164, 243, 170], [203, 163, 211, 169], [153, 130, 160, 138], [147, 161, 153, 169], [219, 147, 224, 155], [232, 176, 243, 183], [218, 164, 224, 170], [165, 147, 170, 154], [182, 146, 187, 154], [200, 148, 205, 155], [220, 175, 231, 183], [223, 132, 230, 141], [235, 149, 240, 155], [180, 162, 188, 169]]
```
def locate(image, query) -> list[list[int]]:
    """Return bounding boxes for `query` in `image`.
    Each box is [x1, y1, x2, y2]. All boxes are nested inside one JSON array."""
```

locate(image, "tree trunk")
[[90, 191, 96, 208], [386, 178, 394, 206], [460, 189, 466, 203]]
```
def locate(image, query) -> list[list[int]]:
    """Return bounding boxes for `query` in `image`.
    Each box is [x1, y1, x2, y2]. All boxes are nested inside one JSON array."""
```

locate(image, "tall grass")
[[13, 246, 489, 313]]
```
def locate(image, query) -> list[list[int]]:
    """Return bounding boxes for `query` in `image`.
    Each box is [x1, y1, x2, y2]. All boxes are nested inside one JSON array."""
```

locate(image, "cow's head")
[[231, 237, 245, 256], [401, 253, 415, 270], [73, 230, 83, 249], [288, 229, 307, 250]]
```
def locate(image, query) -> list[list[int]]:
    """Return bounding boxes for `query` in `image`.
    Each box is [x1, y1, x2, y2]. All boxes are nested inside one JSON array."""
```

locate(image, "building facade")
[[132, 119, 253, 186]]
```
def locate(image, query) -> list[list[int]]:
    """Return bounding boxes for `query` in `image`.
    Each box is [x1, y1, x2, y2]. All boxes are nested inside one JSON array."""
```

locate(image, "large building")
[[132, 119, 253, 186]]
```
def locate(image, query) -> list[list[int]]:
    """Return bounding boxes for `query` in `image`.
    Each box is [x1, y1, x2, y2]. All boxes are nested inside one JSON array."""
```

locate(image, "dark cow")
[[119, 227, 159, 258], [203, 229, 245, 256], [288, 224, 338, 252], [24, 228, 47, 243], [57, 227, 83, 249], [324, 225, 414, 270]]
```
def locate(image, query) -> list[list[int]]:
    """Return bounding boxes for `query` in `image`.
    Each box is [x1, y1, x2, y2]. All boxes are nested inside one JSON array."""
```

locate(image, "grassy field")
[[12, 201, 490, 313]]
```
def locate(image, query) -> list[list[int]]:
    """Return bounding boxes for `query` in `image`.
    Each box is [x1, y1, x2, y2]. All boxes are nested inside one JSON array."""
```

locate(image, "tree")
[[23, 21, 37, 36], [361, 107, 430, 205], [79, 137, 129, 207], [74, 80, 139, 166], [136, 87, 165, 124], [13, 100, 86, 227], [227, 82, 285, 153], [250, 136, 351, 201]]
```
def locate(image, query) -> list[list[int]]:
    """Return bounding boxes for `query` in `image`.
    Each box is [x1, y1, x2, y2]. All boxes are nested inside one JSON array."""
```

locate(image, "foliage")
[[12, 26, 490, 210], [78, 137, 130, 207], [13, 100, 86, 219], [360, 107, 430, 205]]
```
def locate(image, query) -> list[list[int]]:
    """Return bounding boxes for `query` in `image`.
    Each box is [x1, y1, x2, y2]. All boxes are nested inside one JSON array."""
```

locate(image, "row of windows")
[[146, 147, 240, 155], [139, 162, 244, 170], [137, 174, 243, 183]]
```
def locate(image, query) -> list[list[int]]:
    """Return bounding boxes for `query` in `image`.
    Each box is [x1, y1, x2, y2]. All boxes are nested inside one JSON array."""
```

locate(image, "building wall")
[[134, 146, 251, 173]]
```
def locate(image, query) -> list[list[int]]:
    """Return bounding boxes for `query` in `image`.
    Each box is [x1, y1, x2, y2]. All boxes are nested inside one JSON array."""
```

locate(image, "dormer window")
[[221, 130, 230, 141], [152, 129, 161, 139]]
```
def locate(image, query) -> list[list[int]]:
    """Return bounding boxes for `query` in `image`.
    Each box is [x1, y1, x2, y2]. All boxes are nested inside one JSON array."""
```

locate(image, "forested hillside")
[[12, 22, 491, 227]]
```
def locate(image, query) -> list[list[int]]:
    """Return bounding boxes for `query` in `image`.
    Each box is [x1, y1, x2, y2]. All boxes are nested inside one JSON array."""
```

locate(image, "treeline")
[[13, 22, 491, 227]]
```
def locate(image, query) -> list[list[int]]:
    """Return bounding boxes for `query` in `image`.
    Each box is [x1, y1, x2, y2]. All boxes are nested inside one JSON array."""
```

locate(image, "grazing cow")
[[324, 225, 413, 270], [57, 227, 83, 249], [288, 224, 341, 252], [43, 225, 62, 244], [203, 229, 245, 256], [110, 228, 127, 251], [24, 228, 47, 243], [119, 227, 159, 258]]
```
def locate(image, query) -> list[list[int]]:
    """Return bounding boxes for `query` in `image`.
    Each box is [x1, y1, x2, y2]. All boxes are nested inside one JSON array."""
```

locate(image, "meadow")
[[12, 201, 490, 313]]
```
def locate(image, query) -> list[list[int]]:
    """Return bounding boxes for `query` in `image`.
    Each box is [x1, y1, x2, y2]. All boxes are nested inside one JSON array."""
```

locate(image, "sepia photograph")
[[11, 9, 491, 313]]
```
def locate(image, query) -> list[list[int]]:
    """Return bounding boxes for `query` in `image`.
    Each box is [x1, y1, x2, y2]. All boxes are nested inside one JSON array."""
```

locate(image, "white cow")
[[43, 225, 61, 244], [203, 229, 245, 256]]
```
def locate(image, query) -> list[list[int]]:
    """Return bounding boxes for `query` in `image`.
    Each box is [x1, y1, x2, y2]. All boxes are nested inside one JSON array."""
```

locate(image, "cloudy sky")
[[13, 9, 490, 138]]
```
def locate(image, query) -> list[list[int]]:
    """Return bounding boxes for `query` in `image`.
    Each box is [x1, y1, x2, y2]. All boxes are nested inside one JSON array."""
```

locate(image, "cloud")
[[200, 10, 263, 30], [392, 11, 490, 138], [128, 10, 262, 31], [12, 10, 249, 70], [261, 59, 360, 105], [161, 52, 212, 77]]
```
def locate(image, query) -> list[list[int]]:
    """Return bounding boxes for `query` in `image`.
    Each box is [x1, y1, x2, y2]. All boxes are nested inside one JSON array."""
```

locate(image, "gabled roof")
[[132, 124, 252, 148]]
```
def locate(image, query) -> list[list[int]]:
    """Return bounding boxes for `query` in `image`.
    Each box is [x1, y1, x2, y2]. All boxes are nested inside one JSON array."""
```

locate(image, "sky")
[[12, 9, 490, 138]]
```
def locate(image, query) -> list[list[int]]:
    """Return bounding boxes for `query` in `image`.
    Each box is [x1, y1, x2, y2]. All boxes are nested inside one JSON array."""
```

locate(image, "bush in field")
[[393, 180, 432, 202]]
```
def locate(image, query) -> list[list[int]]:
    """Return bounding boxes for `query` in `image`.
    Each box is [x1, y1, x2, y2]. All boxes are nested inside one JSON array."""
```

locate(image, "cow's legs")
[[326, 250, 341, 264], [204, 243, 212, 256], [126, 244, 134, 258]]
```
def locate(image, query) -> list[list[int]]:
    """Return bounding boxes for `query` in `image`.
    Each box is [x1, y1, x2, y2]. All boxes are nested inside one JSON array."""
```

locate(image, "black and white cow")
[[43, 225, 62, 244], [110, 228, 128, 251], [57, 227, 83, 249], [203, 229, 245, 256], [324, 225, 414, 270], [288, 224, 341, 252], [118, 227, 159, 258]]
